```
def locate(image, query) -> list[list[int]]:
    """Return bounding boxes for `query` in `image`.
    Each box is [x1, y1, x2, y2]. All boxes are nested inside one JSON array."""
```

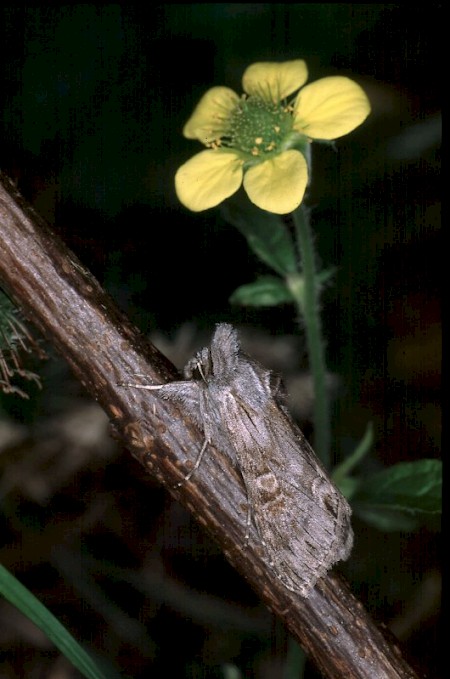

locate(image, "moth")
[[136, 323, 353, 597]]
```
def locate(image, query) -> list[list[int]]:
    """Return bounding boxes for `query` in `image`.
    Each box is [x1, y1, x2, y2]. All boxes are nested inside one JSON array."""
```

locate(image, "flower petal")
[[183, 86, 239, 144], [243, 150, 308, 214], [293, 76, 371, 140], [242, 60, 308, 103], [175, 150, 244, 212]]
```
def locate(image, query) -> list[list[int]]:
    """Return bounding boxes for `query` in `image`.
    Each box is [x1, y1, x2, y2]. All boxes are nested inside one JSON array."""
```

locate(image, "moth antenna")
[[197, 360, 207, 383]]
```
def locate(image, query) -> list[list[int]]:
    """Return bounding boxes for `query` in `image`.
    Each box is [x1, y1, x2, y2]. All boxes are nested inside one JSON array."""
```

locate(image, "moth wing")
[[218, 390, 353, 596], [157, 381, 239, 466], [156, 381, 204, 430]]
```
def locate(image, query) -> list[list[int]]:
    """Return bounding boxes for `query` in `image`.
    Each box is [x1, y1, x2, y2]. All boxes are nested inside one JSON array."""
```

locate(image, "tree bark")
[[0, 173, 421, 678]]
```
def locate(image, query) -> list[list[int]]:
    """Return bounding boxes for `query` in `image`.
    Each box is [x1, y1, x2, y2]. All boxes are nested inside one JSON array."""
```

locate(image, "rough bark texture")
[[0, 173, 421, 678]]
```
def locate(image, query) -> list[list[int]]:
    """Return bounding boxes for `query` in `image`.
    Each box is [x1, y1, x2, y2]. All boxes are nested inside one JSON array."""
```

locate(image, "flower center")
[[222, 96, 294, 160]]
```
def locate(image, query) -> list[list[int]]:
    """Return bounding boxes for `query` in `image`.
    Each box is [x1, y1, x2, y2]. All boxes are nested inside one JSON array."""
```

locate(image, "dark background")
[[0, 4, 441, 678]]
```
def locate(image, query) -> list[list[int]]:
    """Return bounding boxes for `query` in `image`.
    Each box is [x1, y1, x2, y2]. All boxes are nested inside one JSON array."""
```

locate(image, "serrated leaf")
[[222, 201, 297, 276], [352, 459, 441, 532], [230, 277, 294, 307]]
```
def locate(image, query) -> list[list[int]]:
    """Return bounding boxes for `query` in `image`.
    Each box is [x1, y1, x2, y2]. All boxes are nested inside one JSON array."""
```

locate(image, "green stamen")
[[219, 96, 294, 159]]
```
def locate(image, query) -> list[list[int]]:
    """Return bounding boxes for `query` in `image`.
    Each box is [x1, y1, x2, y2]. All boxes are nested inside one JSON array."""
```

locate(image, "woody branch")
[[0, 173, 419, 679]]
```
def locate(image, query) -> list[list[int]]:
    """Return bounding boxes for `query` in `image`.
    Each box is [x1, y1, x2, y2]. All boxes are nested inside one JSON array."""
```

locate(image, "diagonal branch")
[[0, 173, 420, 679]]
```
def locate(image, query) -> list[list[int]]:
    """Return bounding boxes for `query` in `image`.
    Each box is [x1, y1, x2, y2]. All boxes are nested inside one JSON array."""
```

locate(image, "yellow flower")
[[175, 60, 371, 215]]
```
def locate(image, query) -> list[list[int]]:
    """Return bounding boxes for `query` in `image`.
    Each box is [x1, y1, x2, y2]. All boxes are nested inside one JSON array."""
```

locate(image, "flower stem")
[[291, 205, 330, 467]]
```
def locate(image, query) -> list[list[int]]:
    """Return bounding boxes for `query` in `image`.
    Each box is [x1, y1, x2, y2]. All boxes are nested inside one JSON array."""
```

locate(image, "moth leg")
[[118, 382, 163, 414], [244, 503, 253, 544], [176, 437, 209, 487], [126, 382, 210, 486], [118, 381, 164, 389]]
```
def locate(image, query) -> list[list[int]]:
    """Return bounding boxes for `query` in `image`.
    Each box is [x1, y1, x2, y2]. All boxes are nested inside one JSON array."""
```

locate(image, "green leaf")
[[222, 201, 297, 276], [353, 506, 420, 532], [352, 459, 442, 532], [0, 564, 107, 679], [230, 276, 294, 307], [221, 664, 243, 679], [336, 475, 360, 502], [317, 266, 337, 287]]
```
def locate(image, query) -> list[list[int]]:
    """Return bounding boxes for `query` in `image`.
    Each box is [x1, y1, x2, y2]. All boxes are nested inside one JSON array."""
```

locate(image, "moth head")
[[184, 347, 212, 382], [184, 324, 240, 383]]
